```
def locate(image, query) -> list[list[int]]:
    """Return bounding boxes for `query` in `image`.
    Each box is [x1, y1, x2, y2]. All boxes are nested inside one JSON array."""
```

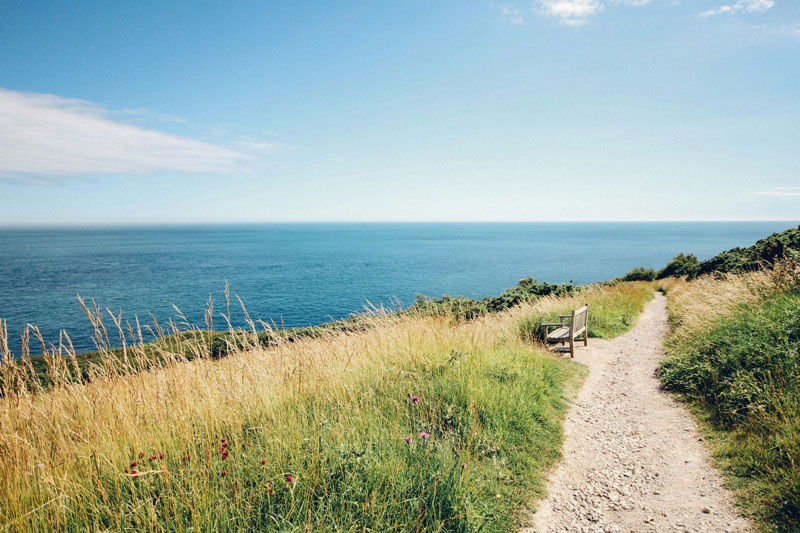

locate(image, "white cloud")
[[612, 0, 651, 5], [755, 187, 800, 197], [538, 0, 605, 26], [0, 87, 264, 181], [699, 0, 774, 17], [500, 2, 526, 24]]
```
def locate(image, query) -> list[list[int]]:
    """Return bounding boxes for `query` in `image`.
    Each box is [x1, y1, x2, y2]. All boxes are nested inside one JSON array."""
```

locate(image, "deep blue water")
[[0, 221, 796, 356]]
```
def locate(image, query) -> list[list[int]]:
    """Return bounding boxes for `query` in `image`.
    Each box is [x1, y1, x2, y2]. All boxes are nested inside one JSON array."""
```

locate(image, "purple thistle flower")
[[419, 432, 430, 440], [411, 395, 420, 405], [404, 436, 412, 444]]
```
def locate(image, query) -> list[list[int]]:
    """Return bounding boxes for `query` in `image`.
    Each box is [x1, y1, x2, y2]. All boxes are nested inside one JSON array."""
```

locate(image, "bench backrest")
[[571, 305, 589, 337]]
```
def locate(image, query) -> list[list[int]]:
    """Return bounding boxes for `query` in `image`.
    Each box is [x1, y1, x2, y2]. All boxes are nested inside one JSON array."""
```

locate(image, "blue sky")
[[0, 0, 798, 224]]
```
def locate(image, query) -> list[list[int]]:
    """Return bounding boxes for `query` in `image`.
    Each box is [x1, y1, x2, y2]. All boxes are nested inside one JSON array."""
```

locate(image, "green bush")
[[410, 277, 573, 322], [656, 253, 699, 279], [657, 225, 800, 280], [617, 266, 656, 282]]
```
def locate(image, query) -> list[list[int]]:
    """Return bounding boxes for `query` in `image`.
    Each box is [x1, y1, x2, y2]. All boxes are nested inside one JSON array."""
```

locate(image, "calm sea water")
[[0, 221, 796, 356]]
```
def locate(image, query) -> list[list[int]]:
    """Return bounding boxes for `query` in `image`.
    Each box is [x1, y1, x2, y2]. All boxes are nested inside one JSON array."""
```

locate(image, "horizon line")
[[1, 218, 799, 229]]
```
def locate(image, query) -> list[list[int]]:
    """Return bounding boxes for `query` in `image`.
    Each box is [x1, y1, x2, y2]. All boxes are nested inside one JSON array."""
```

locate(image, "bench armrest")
[[540, 322, 565, 327], [558, 315, 571, 320]]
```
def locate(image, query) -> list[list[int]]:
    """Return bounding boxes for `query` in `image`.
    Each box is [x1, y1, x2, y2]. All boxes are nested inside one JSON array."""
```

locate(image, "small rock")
[[702, 507, 711, 514]]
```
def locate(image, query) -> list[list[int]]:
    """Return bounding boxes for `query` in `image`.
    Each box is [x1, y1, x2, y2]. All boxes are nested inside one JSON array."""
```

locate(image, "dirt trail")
[[522, 292, 753, 533]]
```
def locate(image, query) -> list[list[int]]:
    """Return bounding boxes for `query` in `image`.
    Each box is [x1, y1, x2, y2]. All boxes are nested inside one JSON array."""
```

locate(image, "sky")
[[0, 0, 798, 224]]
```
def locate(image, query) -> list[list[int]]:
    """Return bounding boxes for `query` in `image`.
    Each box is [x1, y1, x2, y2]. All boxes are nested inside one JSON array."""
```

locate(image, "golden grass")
[[0, 281, 653, 531], [659, 260, 800, 337]]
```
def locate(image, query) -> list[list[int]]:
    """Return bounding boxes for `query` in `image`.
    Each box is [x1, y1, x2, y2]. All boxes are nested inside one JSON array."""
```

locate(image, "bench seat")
[[546, 327, 571, 341]]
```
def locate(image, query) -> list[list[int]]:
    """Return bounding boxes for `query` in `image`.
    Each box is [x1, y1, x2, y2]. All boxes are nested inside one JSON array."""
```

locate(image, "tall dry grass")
[[659, 259, 800, 337], [0, 282, 652, 531]]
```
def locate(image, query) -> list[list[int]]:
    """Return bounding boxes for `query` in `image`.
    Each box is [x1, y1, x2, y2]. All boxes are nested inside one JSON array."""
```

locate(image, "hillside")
[[0, 281, 652, 531]]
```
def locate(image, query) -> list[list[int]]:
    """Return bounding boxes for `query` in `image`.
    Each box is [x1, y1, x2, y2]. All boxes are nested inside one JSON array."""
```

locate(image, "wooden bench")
[[541, 304, 588, 358]]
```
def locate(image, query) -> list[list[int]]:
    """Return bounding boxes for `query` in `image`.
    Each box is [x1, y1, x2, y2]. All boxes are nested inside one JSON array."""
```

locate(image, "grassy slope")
[[658, 266, 800, 532], [0, 282, 653, 532]]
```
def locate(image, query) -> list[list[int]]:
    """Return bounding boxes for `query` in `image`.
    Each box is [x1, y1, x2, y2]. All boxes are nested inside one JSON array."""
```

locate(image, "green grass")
[[8, 343, 584, 532], [660, 291, 800, 532], [516, 282, 654, 344]]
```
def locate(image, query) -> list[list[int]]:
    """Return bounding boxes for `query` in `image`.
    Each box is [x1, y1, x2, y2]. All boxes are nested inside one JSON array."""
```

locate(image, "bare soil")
[[522, 292, 753, 533]]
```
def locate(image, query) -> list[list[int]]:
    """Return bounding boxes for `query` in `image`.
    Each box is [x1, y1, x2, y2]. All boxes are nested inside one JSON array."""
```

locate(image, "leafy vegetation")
[[617, 266, 656, 282], [659, 263, 800, 532], [409, 277, 573, 321], [658, 225, 800, 280], [656, 253, 699, 279]]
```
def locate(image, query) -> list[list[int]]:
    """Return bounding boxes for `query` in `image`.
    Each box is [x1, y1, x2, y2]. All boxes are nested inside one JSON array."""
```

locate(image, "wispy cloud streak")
[[699, 0, 774, 17], [0, 88, 260, 181], [755, 187, 800, 197]]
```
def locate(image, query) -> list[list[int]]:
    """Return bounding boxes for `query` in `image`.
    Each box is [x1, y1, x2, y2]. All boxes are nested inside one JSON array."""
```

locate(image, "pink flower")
[[221, 471, 227, 477], [130, 469, 138, 476], [267, 488, 274, 494], [411, 395, 420, 404], [130, 461, 137, 468], [404, 436, 412, 444], [149, 455, 157, 461], [419, 432, 430, 440], [286, 474, 293, 483], [138, 451, 145, 459], [159, 453, 164, 460], [261, 459, 267, 465]]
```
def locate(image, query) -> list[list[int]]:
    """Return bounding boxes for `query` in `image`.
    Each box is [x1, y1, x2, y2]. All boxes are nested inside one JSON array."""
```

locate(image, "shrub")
[[656, 253, 699, 279], [617, 266, 656, 282]]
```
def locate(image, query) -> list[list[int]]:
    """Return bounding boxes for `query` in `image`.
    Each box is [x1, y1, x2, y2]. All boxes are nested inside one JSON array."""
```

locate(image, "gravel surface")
[[521, 292, 753, 533]]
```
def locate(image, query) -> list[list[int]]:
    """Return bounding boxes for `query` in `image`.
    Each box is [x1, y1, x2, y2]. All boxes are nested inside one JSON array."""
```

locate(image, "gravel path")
[[522, 292, 753, 533]]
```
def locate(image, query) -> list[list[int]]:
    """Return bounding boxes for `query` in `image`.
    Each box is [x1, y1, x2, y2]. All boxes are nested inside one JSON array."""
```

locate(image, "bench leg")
[[569, 336, 575, 358]]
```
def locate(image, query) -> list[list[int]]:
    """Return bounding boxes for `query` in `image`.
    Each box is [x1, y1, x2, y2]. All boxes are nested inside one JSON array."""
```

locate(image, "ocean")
[[0, 221, 796, 356]]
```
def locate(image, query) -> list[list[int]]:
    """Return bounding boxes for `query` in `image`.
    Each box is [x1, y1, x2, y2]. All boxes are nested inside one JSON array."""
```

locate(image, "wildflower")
[[495, 493, 502, 499], [221, 471, 227, 477], [130, 461, 137, 468], [404, 436, 412, 444], [222, 451, 229, 460], [159, 453, 164, 460], [411, 395, 420, 405], [286, 474, 293, 483], [149, 455, 157, 461], [261, 459, 267, 465], [267, 488, 274, 494], [419, 432, 430, 440], [130, 469, 138, 476], [138, 451, 145, 459]]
